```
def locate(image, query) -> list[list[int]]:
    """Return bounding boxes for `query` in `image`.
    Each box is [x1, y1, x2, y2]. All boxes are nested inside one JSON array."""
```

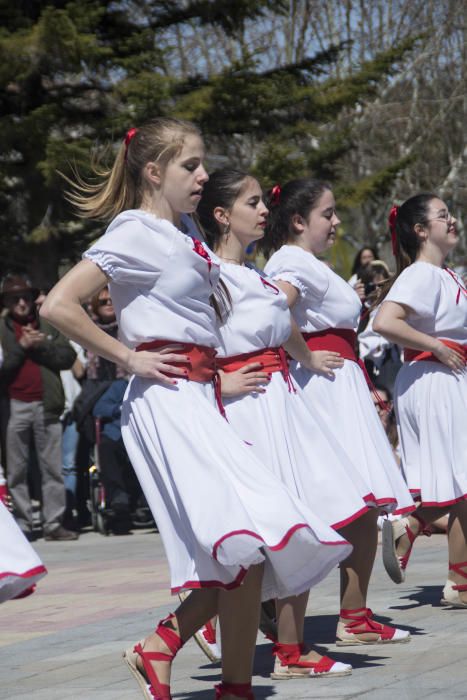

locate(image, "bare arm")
[[40, 260, 192, 384], [373, 301, 465, 371]]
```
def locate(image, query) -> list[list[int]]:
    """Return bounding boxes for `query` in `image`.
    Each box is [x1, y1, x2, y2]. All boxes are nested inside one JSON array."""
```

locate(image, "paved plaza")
[[0, 526, 466, 699]]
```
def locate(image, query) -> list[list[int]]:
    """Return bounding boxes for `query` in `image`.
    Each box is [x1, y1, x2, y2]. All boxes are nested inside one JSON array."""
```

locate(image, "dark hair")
[[378, 193, 437, 303], [261, 178, 331, 258], [197, 168, 251, 249], [351, 246, 379, 275], [197, 169, 253, 320]]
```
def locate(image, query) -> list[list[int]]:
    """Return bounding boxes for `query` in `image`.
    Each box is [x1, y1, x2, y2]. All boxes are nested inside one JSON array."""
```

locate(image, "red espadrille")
[[336, 608, 411, 646], [271, 641, 352, 679]]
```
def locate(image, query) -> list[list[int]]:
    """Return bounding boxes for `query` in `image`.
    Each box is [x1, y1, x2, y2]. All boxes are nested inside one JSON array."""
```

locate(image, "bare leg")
[[135, 587, 219, 686], [338, 508, 379, 610], [447, 501, 467, 604], [394, 505, 450, 560], [218, 563, 264, 694], [275, 591, 326, 666]]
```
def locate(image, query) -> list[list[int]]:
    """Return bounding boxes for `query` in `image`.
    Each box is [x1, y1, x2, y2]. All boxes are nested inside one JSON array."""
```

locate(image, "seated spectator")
[[93, 378, 151, 535], [0, 274, 78, 541]]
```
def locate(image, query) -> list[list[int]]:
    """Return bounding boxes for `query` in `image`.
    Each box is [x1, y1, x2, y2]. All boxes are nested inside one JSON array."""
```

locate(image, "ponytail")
[[261, 178, 331, 259]]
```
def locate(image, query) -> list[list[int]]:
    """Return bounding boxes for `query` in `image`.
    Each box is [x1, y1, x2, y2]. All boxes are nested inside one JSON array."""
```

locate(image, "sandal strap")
[[133, 643, 171, 699], [340, 608, 395, 640], [215, 681, 254, 699], [399, 514, 428, 571], [155, 613, 183, 656], [202, 619, 217, 645], [448, 560, 467, 578], [272, 643, 336, 672]]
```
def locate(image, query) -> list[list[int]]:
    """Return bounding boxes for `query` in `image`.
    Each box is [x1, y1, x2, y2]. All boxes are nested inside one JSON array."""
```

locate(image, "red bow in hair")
[[270, 184, 281, 206], [124, 127, 138, 161], [388, 205, 399, 256]]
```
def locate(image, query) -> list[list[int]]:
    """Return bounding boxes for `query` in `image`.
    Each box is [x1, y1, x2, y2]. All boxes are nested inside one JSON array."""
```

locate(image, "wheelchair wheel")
[[96, 510, 109, 536]]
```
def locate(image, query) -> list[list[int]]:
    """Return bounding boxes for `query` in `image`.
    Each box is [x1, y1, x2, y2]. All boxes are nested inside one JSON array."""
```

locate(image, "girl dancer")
[[373, 195, 467, 607], [263, 178, 415, 646], [197, 169, 366, 680], [40, 118, 350, 700]]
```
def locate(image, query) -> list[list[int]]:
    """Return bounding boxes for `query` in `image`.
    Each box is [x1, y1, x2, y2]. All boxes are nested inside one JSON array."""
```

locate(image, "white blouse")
[[216, 263, 292, 357], [384, 262, 467, 344], [264, 245, 362, 332], [84, 210, 220, 348]]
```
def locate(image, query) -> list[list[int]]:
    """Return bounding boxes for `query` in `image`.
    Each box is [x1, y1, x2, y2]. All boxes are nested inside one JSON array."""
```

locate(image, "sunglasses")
[[4, 292, 35, 305], [97, 298, 113, 307]]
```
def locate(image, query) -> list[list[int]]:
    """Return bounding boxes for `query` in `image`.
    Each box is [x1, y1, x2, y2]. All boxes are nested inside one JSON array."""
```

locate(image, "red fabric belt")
[[404, 340, 467, 364], [302, 327, 389, 412], [303, 328, 357, 360], [217, 347, 296, 393], [136, 340, 216, 381]]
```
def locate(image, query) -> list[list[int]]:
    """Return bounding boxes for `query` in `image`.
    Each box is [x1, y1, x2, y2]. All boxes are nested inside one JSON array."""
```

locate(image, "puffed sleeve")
[[264, 248, 328, 300], [384, 263, 441, 318], [84, 217, 174, 286]]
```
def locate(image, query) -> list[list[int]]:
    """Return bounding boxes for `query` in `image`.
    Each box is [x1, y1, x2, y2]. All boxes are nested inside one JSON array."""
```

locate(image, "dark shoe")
[[44, 525, 79, 541]]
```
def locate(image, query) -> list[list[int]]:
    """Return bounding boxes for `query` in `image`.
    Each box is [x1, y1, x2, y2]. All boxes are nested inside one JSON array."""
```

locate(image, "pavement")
[[0, 526, 466, 700]]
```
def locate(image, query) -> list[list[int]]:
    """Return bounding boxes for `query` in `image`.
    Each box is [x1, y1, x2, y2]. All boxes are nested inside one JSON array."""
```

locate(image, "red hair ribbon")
[[124, 127, 138, 161], [270, 184, 281, 207], [388, 204, 399, 256]]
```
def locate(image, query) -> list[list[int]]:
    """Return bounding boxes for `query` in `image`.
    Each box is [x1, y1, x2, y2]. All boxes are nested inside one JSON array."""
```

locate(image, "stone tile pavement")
[[0, 527, 466, 699]]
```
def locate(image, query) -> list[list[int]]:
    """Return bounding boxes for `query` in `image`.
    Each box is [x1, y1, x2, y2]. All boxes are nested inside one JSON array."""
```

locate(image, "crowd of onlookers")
[[0, 273, 150, 540], [2, 247, 464, 541]]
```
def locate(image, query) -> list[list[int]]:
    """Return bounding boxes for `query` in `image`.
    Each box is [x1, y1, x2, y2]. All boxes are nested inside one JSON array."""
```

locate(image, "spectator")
[[0, 274, 78, 541], [93, 378, 150, 535], [86, 287, 126, 382], [357, 260, 402, 393], [348, 245, 379, 288]]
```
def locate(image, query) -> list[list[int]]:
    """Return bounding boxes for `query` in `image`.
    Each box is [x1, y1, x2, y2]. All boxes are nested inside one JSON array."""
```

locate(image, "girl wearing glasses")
[[373, 195, 467, 607]]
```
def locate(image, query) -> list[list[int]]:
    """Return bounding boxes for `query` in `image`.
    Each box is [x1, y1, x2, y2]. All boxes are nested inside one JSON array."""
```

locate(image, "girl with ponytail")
[[40, 119, 344, 700], [263, 178, 414, 646], [373, 194, 467, 607]]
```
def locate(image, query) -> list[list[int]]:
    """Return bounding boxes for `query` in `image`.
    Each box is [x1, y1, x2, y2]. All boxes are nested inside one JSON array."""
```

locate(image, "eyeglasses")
[[4, 292, 34, 305], [97, 298, 113, 307], [427, 212, 453, 224]]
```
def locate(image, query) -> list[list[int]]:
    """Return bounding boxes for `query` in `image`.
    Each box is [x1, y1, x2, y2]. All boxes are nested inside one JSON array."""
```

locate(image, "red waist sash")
[[217, 347, 296, 393], [136, 340, 217, 381], [404, 340, 467, 364], [303, 328, 357, 360], [303, 327, 389, 411]]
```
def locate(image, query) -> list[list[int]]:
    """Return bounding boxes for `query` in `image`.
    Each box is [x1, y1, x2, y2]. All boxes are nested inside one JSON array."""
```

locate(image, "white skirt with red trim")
[[0, 501, 47, 603], [395, 361, 467, 506], [121, 376, 351, 601], [291, 359, 415, 516], [223, 373, 375, 530]]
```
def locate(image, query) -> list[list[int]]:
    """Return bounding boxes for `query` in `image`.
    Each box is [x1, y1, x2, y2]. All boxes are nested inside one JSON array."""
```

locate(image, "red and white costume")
[[384, 262, 467, 506], [0, 500, 46, 603], [217, 262, 374, 530], [84, 211, 350, 600], [264, 245, 414, 515]]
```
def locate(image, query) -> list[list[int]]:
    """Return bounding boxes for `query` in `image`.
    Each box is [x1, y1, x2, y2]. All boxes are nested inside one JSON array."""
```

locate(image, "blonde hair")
[[64, 118, 201, 222]]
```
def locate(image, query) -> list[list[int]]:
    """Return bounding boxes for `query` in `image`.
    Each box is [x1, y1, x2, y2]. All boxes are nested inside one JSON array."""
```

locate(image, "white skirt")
[[395, 361, 467, 506], [121, 376, 351, 601], [0, 501, 46, 603], [223, 373, 373, 529], [291, 359, 415, 516]]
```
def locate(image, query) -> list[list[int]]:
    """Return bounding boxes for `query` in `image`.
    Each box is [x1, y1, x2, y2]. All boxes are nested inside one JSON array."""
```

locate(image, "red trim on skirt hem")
[[406, 492, 467, 508], [0, 564, 47, 582], [171, 567, 248, 595]]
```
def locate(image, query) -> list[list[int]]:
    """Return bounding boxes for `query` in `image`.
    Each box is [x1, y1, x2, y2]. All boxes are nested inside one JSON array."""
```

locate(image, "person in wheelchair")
[[93, 378, 152, 535]]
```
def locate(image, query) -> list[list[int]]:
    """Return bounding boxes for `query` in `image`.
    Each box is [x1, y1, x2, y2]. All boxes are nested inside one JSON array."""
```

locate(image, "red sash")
[[303, 328, 358, 360], [136, 340, 225, 417], [303, 328, 388, 411], [404, 340, 466, 365], [217, 347, 296, 393]]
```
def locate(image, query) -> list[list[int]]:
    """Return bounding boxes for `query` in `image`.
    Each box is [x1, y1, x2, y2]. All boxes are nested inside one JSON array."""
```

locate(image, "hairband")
[[270, 184, 281, 207], [124, 127, 138, 161], [388, 204, 399, 256]]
